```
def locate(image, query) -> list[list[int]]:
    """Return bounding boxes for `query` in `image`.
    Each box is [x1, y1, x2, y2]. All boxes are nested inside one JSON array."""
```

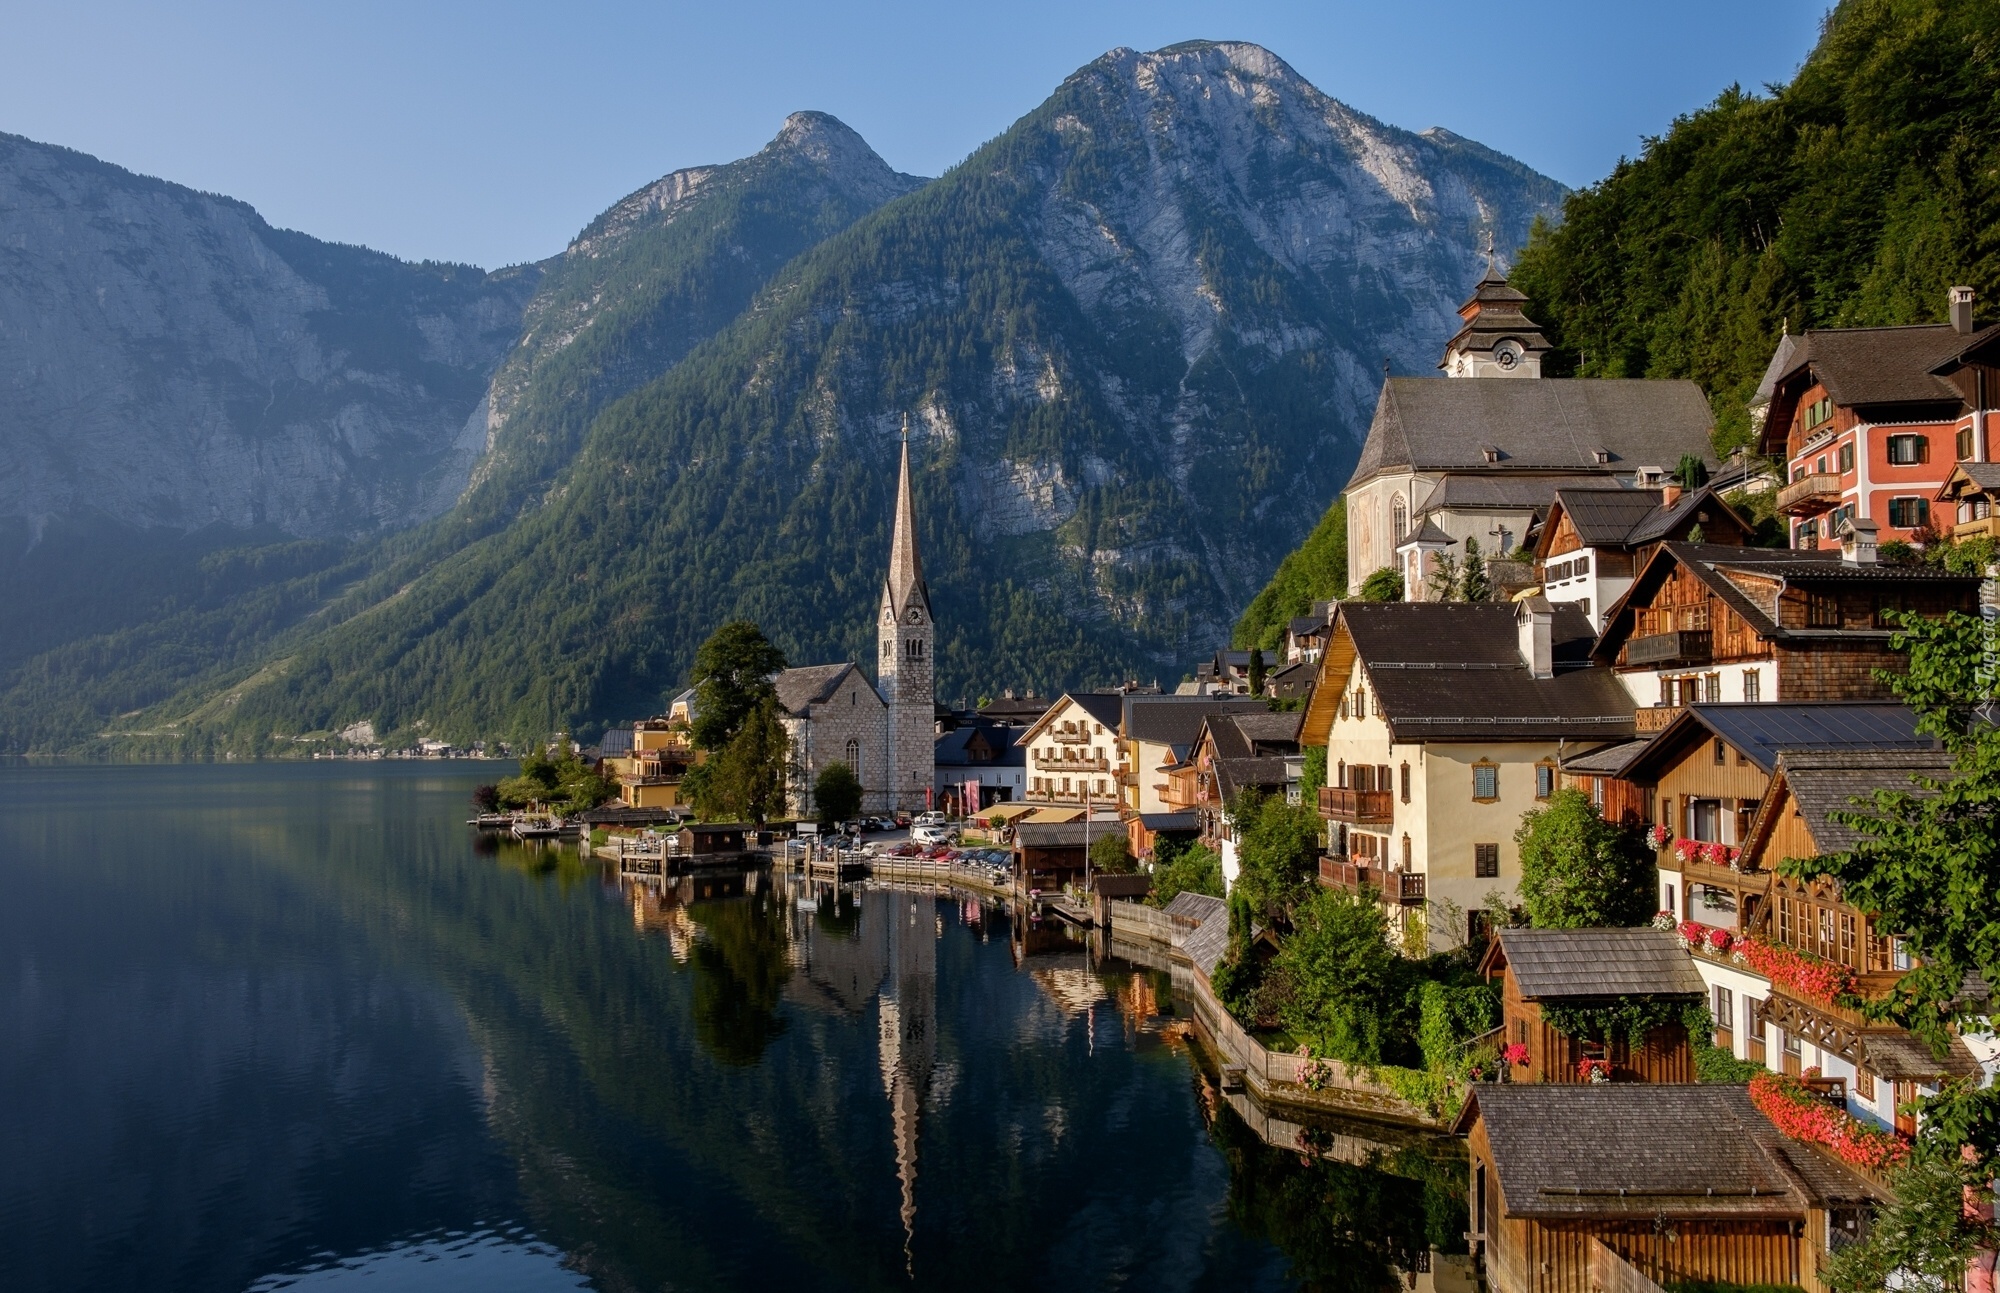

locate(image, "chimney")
[[1952, 286, 1976, 335], [1516, 595, 1555, 679], [1660, 482, 1683, 508], [1839, 516, 1879, 566]]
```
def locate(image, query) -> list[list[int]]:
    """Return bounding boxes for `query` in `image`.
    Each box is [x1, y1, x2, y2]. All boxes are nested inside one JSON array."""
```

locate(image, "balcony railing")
[[1318, 786, 1394, 824], [1033, 752, 1108, 772], [1384, 870, 1426, 905], [1951, 513, 2000, 542], [1777, 472, 1844, 516], [1634, 705, 1683, 734], [1626, 629, 1712, 667], [1320, 855, 1376, 892]]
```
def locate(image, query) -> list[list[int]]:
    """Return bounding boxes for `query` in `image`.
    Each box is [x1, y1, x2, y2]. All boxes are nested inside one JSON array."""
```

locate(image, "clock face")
[[907, 609, 922, 624], [1494, 341, 1522, 370]]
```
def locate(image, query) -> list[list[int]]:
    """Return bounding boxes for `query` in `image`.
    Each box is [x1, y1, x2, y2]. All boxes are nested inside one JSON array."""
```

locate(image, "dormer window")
[[1592, 448, 1611, 465], [1481, 446, 1501, 464]]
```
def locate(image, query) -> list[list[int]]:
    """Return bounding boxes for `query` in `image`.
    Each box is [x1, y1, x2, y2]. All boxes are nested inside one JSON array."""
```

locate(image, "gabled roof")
[[1214, 756, 1292, 802], [1592, 542, 1981, 662], [1489, 927, 1706, 999], [1348, 377, 1714, 490], [1939, 460, 2000, 500], [1618, 702, 1935, 782], [1200, 710, 1304, 762], [1122, 694, 1270, 745], [1267, 660, 1317, 699], [1014, 821, 1100, 849], [1413, 473, 1605, 516], [1773, 323, 1997, 409], [1746, 747, 1955, 860], [933, 723, 1025, 767], [1305, 603, 1634, 745], [1019, 691, 1125, 744], [1557, 738, 1651, 777], [774, 662, 880, 716], [1543, 484, 1748, 556], [1461, 1085, 1882, 1218], [1287, 613, 1329, 638]]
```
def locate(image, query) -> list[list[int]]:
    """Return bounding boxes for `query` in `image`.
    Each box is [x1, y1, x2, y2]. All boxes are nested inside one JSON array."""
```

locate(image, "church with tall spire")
[[772, 428, 937, 816]]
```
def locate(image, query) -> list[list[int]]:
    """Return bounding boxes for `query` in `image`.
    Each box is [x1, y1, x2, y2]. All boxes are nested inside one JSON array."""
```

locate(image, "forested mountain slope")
[[134, 41, 1563, 753], [1511, 0, 2000, 447], [0, 116, 923, 753]]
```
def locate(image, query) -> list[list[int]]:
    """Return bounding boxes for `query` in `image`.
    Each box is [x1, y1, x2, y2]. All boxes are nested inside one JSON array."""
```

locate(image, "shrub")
[[1515, 789, 1655, 928]]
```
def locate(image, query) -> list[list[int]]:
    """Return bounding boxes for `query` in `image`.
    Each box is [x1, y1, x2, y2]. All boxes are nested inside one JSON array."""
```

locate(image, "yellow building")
[[606, 718, 698, 809]]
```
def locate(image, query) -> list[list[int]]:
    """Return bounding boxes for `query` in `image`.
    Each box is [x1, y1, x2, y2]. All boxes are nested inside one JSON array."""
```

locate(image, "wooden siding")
[[1619, 566, 1772, 667], [1774, 638, 1905, 701], [1499, 970, 1695, 1085]]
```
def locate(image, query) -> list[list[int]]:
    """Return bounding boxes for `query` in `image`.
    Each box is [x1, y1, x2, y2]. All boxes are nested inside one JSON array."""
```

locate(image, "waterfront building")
[[1117, 694, 1270, 819], [1343, 266, 1716, 599], [1480, 928, 1703, 1085], [932, 721, 1026, 815], [1460, 1085, 1884, 1293], [1757, 288, 2000, 547], [1017, 692, 1125, 808], [774, 435, 937, 816], [1302, 599, 1634, 950]]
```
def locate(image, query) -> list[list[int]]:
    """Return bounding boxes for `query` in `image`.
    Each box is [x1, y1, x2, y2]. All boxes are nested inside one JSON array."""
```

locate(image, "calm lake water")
[[0, 763, 1464, 1293]]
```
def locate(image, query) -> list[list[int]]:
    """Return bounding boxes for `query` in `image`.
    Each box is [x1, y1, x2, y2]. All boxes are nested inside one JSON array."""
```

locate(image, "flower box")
[[1737, 935, 1857, 1006], [1750, 1071, 1908, 1172]]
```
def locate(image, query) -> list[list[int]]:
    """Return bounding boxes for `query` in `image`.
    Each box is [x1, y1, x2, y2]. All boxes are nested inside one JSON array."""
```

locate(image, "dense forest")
[[1235, 0, 2000, 639], [1513, 0, 2000, 449]]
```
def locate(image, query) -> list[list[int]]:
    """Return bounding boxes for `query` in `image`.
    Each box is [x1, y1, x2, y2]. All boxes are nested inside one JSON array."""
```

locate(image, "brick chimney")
[[1661, 482, 1683, 508], [1952, 286, 1976, 335]]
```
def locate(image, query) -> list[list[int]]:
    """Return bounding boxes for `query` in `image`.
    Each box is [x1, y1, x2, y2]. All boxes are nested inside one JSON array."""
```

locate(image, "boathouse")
[[1459, 1084, 1882, 1293], [676, 822, 750, 859], [1482, 928, 1705, 1083]]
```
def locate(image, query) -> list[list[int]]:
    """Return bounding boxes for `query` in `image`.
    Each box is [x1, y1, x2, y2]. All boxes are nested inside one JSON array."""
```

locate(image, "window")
[[1392, 495, 1407, 541], [1472, 763, 1499, 801], [1534, 763, 1555, 800], [1399, 762, 1411, 803], [1592, 777, 1605, 809], [1704, 673, 1721, 702], [1887, 497, 1930, 529], [1714, 737, 1727, 766], [1815, 455, 1828, 475], [1742, 670, 1761, 703], [1855, 1067, 1876, 1102], [1839, 441, 1856, 473], [1886, 434, 1930, 466], [1664, 883, 1677, 917], [1713, 985, 1734, 1038], [1806, 593, 1842, 628], [845, 739, 862, 781], [1961, 425, 1976, 460], [1474, 843, 1500, 878]]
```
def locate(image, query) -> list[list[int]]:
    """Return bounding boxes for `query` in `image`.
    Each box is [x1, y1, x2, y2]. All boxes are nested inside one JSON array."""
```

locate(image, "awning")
[[1022, 807, 1084, 824], [978, 803, 1036, 823]]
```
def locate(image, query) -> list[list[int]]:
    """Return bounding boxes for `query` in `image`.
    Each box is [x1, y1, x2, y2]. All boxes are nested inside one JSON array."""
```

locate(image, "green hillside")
[[1512, 0, 2000, 448], [96, 43, 1559, 754]]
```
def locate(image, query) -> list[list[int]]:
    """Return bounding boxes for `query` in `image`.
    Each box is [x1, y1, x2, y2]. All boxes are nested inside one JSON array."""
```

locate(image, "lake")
[[0, 763, 1465, 1292]]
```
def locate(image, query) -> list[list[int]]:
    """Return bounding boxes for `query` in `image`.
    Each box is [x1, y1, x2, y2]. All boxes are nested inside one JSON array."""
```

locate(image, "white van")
[[911, 823, 956, 845]]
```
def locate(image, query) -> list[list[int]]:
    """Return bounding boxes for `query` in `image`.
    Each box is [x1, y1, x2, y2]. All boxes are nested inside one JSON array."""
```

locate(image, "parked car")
[[911, 823, 956, 846], [914, 810, 947, 827]]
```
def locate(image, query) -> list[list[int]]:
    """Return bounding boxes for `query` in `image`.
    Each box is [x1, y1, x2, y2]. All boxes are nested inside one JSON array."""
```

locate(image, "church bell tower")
[[879, 425, 935, 814]]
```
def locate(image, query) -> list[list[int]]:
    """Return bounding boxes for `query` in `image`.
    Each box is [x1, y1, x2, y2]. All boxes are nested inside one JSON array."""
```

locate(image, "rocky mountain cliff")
[[129, 41, 1565, 751]]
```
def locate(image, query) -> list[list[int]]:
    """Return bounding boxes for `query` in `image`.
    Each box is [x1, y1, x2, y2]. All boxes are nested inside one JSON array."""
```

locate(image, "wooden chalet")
[[1013, 820, 1095, 890], [1481, 928, 1705, 1084], [1592, 541, 1981, 726], [1532, 482, 1750, 631], [1735, 748, 1982, 1129], [676, 822, 750, 858], [1460, 1085, 1884, 1293], [1938, 459, 2000, 542]]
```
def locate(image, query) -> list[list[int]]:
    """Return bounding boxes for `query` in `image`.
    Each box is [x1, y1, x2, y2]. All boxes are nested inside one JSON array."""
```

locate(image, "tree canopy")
[[1514, 789, 1655, 929]]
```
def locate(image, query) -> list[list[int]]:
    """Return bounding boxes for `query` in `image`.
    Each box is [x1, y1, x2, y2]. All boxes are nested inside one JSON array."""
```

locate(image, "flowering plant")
[[1706, 926, 1734, 953], [1501, 1043, 1530, 1067], [1652, 910, 1678, 931], [1647, 823, 1673, 849], [1577, 1057, 1611, 1083], [1701, 842, 1738, 868], [1738, 936, 1858, 1006], [1678, 919, 1706, 946], [1294, 1044, 1333, 1091], [1750, 1071, 1909, 1171], [1674, 837, 1701, 863]]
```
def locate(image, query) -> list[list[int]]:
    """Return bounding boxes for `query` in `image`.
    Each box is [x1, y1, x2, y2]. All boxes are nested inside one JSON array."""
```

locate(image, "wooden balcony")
[[1778, 472, 1844, 516], [1626, 629, 1712, 667], [1318, 786, 1394, 825], [1033, 751, 1108, 772], [1634, 704, 1683, 733], [1317, 856, 1426, 905], [1950, 512, 2000, 541]]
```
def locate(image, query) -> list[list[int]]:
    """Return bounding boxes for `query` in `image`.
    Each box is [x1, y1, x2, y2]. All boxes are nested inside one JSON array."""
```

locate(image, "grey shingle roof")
[[1496, 927, 1706, 999], [1123, 695, 1270, 744], [1214, 756, 1291, 802], [1172, 894, 1232, 976], [1469, 1085, 1881, 1219], [1950, 461, 2000, 491], [773, 662, 873, 716], [1415, 474, 1606, 515], [1777, 323, 1998, 409], [1348, 377, 1715, 489], [1137, 812, 1200, 831], [1339, 603, 1636, 742], [1694, 703, 1934, 774], [933, 723, 1025, 768], [1772, 748, 1954, 855], [1015, 822, 1099, 849], [1060, 691, 1130, 732], [1856, 1030, 1981, 1081], [1558, 738, 1652, 776]]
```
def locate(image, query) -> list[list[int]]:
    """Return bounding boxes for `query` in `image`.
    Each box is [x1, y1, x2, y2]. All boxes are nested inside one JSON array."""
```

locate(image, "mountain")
[[116, 41, 1565, 753], [0, 115, 926, 753], [1511, 0, 2000, 448]]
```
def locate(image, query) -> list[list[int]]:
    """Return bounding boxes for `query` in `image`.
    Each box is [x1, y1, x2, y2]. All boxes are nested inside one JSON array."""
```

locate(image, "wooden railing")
[[1318, 786, 1394, 824], [1320, 855, 1376, 891], [1033, 751, 1108, 771], [1626, 629, 1712, 667], [1634, 705, 1683, 733], [1778, 472, 1843, 515]]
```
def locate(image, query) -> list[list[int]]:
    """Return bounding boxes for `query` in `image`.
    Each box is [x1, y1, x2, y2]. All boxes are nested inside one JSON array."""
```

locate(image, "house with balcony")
[[1344, 266, 1718, 599], [1282, 603, 1334, 664], [1116, 694, 1271, 818], [605, 716, 700, 809], [1591, 539, 1983, 720], [1530, 482, 1751, 630], [1759, 287, 2000, 547], [1180, 710, 1302, 881], [1461, 1085, 1885, 1293], [1300, 598, 1635, 950], [1653, 743, 1987, 1136], [1017, 692, 1125, 809], [1938, 460, 2000, 543]]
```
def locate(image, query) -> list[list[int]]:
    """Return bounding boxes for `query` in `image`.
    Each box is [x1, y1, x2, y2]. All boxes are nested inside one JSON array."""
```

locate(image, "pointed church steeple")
[[886, 420, 930, 619]]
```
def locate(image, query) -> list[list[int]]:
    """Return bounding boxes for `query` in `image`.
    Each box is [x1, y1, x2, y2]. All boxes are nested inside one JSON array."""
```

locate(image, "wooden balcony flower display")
[[1576, 1057, 1612, 1083], [1676, 920, 1735, 956], [1749, 1070, 1909, 1172], [1501, 1042, 1530, 1068], [1736, 935, 1859, 1007], [1671, 837, 1741, 870], [1647, 823, 1672, 850]]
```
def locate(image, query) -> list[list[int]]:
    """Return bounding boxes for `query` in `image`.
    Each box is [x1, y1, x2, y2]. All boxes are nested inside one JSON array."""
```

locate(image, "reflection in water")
[[0, 765, 1469, 1293], [246, 1228, 588, 1292]]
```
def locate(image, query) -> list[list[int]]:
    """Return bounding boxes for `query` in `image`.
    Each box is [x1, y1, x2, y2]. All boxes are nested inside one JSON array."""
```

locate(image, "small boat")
[[511, 816, 576, 840], [467, 813, 511, 829]]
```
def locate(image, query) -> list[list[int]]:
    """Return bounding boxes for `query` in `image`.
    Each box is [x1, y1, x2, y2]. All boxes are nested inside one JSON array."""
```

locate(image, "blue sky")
[[0, 0, 1827, 269]]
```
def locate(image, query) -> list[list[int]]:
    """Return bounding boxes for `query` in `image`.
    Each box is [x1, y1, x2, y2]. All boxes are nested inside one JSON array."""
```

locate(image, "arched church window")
[[1392, 495, 1407, 541], [846, 739, 861, 781]]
